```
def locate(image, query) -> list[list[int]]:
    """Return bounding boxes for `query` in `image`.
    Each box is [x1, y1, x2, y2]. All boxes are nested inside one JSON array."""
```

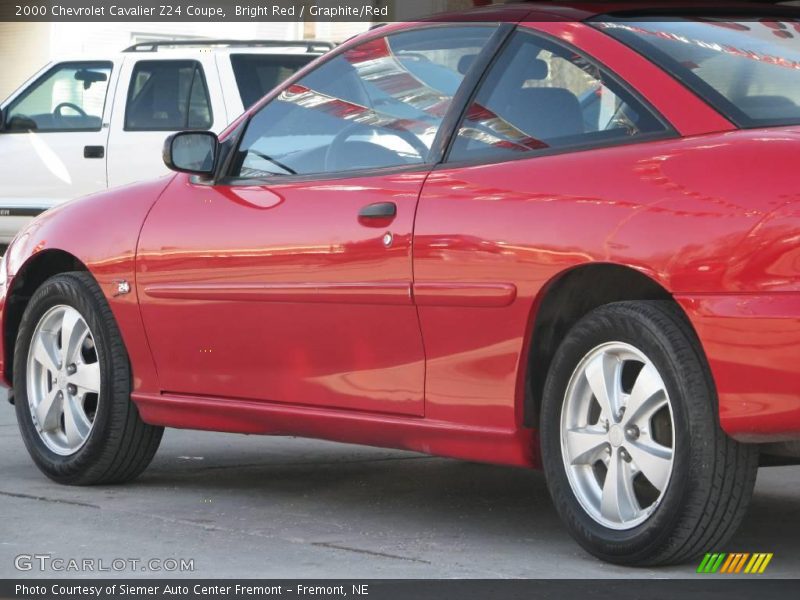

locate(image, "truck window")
[[5, 61, 112, 132], [125, 60, 212, 131], [230, 54, 316, 109]]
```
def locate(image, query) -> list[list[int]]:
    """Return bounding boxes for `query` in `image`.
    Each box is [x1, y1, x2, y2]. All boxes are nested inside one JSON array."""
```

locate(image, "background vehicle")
[[2, 2, 800, 568], [0, 39, 333, 246]]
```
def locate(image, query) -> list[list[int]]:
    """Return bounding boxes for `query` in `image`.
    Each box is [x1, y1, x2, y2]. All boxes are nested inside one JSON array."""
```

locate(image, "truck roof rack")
[[123, 39, 334, 53]]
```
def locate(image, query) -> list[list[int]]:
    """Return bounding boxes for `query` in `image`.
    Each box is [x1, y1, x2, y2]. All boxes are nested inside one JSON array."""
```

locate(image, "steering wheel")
[[54, 102, 87, 118], [324, 122, 430, 172]]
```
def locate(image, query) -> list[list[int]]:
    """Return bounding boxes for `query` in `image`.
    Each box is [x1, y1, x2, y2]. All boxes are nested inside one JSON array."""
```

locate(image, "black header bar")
[[3, 1, 800, 23]]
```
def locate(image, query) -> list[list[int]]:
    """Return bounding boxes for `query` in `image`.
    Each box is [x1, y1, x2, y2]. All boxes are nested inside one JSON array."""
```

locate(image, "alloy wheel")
[[560, 342, 675, 530], [25, 305, 101, 456]]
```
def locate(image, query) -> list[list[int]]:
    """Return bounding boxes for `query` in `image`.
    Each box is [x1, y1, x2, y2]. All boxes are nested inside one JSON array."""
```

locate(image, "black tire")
[[14, 271, 163, 485], [540, 300, 758, 566]]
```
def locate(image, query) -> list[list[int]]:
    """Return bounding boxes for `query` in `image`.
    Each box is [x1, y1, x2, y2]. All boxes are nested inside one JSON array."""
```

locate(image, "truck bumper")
[[678, 294, 800, 443], [0, 208, 45, 245]]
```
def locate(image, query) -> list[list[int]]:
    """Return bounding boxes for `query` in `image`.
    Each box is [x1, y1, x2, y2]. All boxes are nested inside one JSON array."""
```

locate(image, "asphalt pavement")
[[0, 389, 798, 579]]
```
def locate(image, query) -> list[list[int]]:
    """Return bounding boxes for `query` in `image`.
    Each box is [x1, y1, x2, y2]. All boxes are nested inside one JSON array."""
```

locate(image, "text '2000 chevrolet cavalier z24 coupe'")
[[2, 1, 800, 567]]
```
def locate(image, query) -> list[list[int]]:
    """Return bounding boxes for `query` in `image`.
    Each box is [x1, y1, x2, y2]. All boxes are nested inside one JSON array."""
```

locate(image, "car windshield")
[[594, 18, 800, 128]]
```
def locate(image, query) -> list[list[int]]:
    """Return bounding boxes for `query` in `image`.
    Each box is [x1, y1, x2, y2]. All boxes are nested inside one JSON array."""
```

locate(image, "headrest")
[[458, 54, 478, 75], [527, 58, 549, 80]]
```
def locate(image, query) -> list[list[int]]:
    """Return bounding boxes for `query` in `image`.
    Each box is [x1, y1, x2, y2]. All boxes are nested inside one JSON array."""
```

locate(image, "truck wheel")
[[540, 301, 758, 565], [14, 272, 163, 485]]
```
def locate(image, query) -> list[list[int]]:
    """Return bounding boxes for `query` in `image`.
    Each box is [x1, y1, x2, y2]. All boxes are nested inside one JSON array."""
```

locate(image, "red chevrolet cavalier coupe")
[[2, 2, 799, 566]]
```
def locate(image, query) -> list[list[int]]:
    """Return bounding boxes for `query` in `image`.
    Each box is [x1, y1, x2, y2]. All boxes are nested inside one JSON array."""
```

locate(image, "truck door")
[[106, 54, 227, 189], [0, 60, 116, 240]]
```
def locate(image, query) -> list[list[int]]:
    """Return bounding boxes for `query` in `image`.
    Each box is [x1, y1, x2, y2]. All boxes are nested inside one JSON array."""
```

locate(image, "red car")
[[2, 2, 800, 566]]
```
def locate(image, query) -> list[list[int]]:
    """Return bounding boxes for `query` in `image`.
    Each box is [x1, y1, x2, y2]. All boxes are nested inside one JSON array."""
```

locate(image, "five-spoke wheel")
[[14, 272, 163, 485], [27, 305, 101, 455], [561, 342, 674, 530], [541, 301, 758, 566]]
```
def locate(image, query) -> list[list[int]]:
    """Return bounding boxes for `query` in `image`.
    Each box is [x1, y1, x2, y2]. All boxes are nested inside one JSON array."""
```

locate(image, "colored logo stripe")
[[697, 553, 773, 574], [720, 553, 749, 573], [720, 553, 737, 573], [744, 553, 773, 574], [697, 553, 726, 573]]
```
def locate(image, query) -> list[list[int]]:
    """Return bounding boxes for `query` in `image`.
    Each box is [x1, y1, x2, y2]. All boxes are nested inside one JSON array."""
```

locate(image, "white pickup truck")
[[0, 39, 332, 245]]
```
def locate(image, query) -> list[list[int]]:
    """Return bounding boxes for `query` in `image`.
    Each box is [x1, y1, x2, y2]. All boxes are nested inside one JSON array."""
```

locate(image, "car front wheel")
[[14, 272, 163, 485], [540, 300, 758, 565]]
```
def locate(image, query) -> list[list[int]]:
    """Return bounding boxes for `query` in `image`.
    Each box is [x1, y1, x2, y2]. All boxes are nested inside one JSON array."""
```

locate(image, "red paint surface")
[[135, 171, 428, 416], [2, 14, 800, 468], [1, 178, 170, 396], [678, 294, 800, 442]]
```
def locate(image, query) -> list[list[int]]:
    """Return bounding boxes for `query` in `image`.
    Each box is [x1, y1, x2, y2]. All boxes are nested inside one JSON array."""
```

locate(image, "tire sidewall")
[[14, 274, 121, 480], [540, 302, 711, 564]]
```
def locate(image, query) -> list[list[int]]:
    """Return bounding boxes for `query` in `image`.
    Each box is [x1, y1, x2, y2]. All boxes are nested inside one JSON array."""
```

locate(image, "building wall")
[[0, 1, 486, 100], [314, 22, 373, 43], [0, 22, 52, 101], [50, 21, 305, 57], [0, 21, 371, 101]]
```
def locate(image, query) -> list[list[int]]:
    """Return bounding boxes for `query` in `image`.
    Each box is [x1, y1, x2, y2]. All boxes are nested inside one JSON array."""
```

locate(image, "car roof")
[[427, 0, 799, 22]]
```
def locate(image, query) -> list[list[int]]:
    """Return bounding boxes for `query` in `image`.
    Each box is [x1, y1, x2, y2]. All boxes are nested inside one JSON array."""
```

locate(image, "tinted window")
[[449, 31, 666, 163], [595, 19, 800, 128], [231, 54, 317, 109], [125, 60, 212, 131], [230, 26, 495, 178], [6, 62, 112, 132]]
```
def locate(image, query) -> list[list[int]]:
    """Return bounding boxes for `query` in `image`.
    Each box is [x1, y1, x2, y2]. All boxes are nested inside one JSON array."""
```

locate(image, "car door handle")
[[358, 202, 396, 220], [84, 145, 105, 159]]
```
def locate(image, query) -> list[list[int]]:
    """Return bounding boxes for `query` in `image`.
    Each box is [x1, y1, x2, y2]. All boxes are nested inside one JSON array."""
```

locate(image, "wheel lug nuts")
[[66, 364, 77, 375], [67, 384, 77, 395], [620, 448, 632, 462], [625, 425, 639, 440]]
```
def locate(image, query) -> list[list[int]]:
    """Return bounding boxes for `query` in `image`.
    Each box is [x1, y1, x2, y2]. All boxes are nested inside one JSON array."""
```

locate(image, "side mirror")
[[163, 131, 219, 176]]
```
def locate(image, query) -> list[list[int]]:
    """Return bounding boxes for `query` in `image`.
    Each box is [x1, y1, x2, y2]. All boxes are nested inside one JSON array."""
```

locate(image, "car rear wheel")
[[540, 300, 758, 565], [14, 272, 163, 485]]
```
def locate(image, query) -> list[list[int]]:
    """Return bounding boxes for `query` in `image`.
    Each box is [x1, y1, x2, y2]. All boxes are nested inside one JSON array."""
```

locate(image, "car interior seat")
[[500, 55, 585, 141]]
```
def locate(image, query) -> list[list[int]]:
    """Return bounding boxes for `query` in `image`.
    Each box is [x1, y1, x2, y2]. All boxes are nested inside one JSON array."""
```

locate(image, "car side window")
[[125, 60, 212, 131], [448, 31, 667, 163], [5, 62, 112, 133], [230, 54, 317, 110], [229, 26, 495, 178]]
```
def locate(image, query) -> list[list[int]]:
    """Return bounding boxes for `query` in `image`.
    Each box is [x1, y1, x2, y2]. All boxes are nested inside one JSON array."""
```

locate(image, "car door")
[[136, 25, 497, 416], [106, 54, 226, 189], [0, 60, 116, 214], [413, 26, 675, 429]]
